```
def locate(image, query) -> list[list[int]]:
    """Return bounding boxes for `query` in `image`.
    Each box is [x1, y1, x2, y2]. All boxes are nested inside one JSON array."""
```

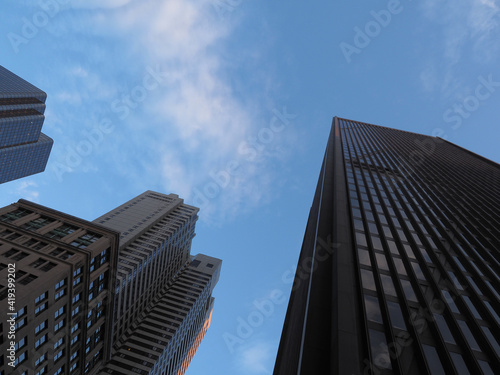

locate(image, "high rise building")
[[0, 65, 53, 184], [94, 191, 221, 375], [274, 117, 500, 374], [0, 191, 221, 375], [0, 199, 119, 375]]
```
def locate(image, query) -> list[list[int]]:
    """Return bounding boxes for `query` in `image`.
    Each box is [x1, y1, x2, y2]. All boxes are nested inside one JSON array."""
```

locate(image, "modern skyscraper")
[[274, 117, 500, 374], [0, 199, 120, 375], [0, 65, 53, 184], [0, 191, 221, 375], [94, 191, 221, 375]]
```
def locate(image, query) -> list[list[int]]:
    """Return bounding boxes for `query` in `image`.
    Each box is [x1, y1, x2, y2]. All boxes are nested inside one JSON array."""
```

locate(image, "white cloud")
[[71, 0, 133, 9], [15, 181, 40, 203], [238, 342, 273, 374], [418, 0, 500, 96]]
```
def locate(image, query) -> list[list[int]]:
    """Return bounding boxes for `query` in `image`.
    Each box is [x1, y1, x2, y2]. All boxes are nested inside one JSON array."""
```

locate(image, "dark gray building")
[[274, 117, 500, 374], [0, 65, 53, 184]]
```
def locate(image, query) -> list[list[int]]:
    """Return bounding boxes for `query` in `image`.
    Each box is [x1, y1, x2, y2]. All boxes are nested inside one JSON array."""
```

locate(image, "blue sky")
[[1, 0, 500, 373]]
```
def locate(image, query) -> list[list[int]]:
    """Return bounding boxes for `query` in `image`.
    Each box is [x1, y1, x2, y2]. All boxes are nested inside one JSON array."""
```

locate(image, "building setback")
[[273, 117, 500, 374], [0, 65, 53, 184], [0, 191, 221, 375]]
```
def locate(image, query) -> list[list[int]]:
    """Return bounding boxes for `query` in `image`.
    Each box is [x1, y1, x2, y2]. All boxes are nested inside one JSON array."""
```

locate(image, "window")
[[55, 279, 66, 290], [11, 252, 29, 261], [71, 335, 79, 346], [457, 320, 481, 351], [72, 306, 80, 317], [35, 366, 47, 375], [45, 224, 78, 240], [72, 293, 81, 304], [380, 274, 397, 297], [21, 216, 55, 231], [35, 302, 48, 315], [361, 269, 377, 292], [54, 338, 64, 349], [15, 317, 27, 330], [0, 208, 31, 222], [73, 277, 82, 286], [70, 362, 78, 372], [15, 337, 27, 350], [55, 289, 66, 300], [54, 306, 65, 319], [35, 320, 47, 335], [35, 353, 47, 367], [70, 350, 78, 360], [54, 320, 65, 332], [54, 350, 64, 362], [71, 322, 79, 334], [368, 329, 391, 369], [422, 344, 445, 374], [35, 334, 47, 348], [35, 292, 48, 305], [54, 366, 65, 375], [19, 274, 38, 285], [364, 294, 383, 324], [13, 351, 27, 366], [433, 314, 455, 344]]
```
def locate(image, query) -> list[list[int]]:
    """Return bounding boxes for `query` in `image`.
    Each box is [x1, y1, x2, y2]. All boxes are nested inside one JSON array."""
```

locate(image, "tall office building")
[[0, 65, 53, 184], [94, 191, 221, 375], [274, 118, 500, 374], [0, 191, 221, 375], [0, 199, 120, 375]]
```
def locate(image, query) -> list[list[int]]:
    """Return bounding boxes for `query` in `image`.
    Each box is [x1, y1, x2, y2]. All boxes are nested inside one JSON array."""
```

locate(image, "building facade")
[[0, 65, 53, 184], [0, 200, 120, 375], [0, 191, 221, 375], [274, 117, 500, 374]]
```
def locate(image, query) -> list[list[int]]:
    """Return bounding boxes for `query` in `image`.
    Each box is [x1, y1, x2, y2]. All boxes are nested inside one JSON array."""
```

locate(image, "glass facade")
[[0, 65, 53, 184], [274, 117, 500, 374]]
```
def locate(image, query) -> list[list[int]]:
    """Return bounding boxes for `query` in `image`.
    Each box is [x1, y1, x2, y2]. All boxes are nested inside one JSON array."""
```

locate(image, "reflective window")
[[380, 274, 397, 297], [403, 245, 416, 260], [393, 258, 407, 275], [422, 344, 445, 375], [433, 314, 455, 344], [356, 232, 368, 247], [450, 352, 470, 375], [481, 326, 500, 357], [401, 279, 418, 303], [441, 290, 460, 314], [368, 329, 392, 370], [448, 271, 464, 290], [411, 262, 426, 281], [375, 253, 389, 271], [361, 269, 377, 292], [478, 360, 494, 375], [484, 301, 500, 325], [371, 236, 383, 251], [387, 240, 399, 255], [457, 320, 480, 351], [462, 296, 482, 320], [466, 276, 483, 296], [387, 301, 406, 330], [364, 294, 383, 324], [358, 249, 371, 267]]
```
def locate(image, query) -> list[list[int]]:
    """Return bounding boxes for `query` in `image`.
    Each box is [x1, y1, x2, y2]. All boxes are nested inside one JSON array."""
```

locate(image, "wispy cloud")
[[418, 0, 500, 97], [15, 181, 40, 203], [43, 0, 291, 223], [237, 341, 273, 374]]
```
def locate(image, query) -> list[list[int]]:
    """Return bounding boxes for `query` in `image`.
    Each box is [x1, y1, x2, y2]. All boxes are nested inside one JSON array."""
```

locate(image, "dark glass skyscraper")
[[0, 65, 53, 184], [274, 117, 500, 374]]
